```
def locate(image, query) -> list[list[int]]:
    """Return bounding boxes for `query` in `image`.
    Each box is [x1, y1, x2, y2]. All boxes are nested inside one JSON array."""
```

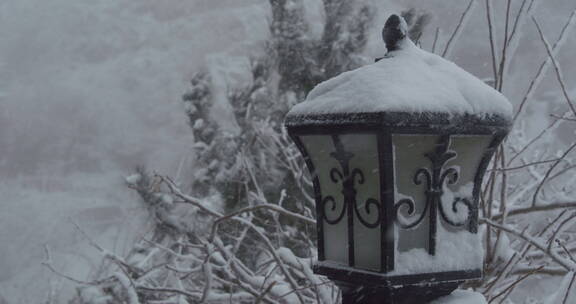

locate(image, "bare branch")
[[531, 142, 576, 207], [494, 158, 561, 171], [511, 266, 567, 276], [210, 203, 315, 241], [431, 27, 440, 54], [547, 213, 576, 253], [532, 16, 576, 116], [503, 0, 538, 79], [484, 0, 499, 84], [484, 219, 575, 271], [488, 265, 544, 303], [507, 0, 530, 45], [442, 0, 476, 58], [508, 114, 565, 165], [513, 9, 576, 121], [551, 114, 576, 122], [42, 244, 105, 286], [495, 0, 512, 91], [563, 272, 576, 304], [486, 201, 576, 221], [557, 240, 576, 264], [137, 285, 201, 299]]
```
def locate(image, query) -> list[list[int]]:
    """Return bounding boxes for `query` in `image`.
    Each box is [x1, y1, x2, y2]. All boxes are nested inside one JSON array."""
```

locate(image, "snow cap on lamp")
[[287, 14, 513, 121]]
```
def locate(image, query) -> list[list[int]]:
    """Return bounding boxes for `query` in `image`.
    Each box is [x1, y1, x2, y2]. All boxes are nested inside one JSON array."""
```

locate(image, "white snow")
[[393, 174, 482, 275], [430, 289, 487, 304], [494, 232, 516, 263], [393, 191, 420, 228], [287, 24, 512, 119], [392, 224, 483, 275], [440, 180, 472, 225], [125, 173, 142, 185]]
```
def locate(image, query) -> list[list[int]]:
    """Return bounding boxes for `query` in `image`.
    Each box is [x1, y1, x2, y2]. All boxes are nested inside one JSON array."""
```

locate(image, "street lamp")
[[284, 15, 512, 303]]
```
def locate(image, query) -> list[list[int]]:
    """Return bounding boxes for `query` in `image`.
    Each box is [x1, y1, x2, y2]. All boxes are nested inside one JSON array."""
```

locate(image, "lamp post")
[[284, 15, 512, 304]]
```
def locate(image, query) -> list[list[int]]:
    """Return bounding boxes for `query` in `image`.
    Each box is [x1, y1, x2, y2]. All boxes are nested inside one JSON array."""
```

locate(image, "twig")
[[511, 266, 567, 276], [496, 0, 512, 91], [508, 115, 565, 165], [492, 158, 561, 171], [486, 150, 500, 264], [175, 183, 307, 304], [507, 0, 530, 45], [531, 141, 576, 207], [231, 217, 306, 304], [484, 252, 518, 294], [549, 164, 576, 182], [547, 213, 576, 253], [212, 238, 281, 304], [254, 282, 277, 304], [523, 210, 570, 256], [494, 146, 508, 259], [513, 9, 576, 121], [42, 244, 104, 286], [137, 285, 200, 299], [502, 0, 538, 83], [562, 272, 576, 304], [486, 201, 576, 221], [484, 219, 574, 271], [210, 204, 315, 241], [532, 16, 576, 116], [485, 0, 499, 84], [557, 240, 576, 264], [278, 280, 333, 299], [200, 243, 214, 303], [162, 175, 222, 217], [442, 0, 476, 58], [551, 114, 576, 122], [70, 219, 139, 277], [488, 265, 544, 303], [488, 211, 570, 296], [112, 271, 140, 304], [431, 27, 440, 53]]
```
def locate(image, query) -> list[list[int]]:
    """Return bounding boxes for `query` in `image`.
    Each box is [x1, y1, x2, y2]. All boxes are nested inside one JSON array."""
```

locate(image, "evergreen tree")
[[181, 0, 376, 259]]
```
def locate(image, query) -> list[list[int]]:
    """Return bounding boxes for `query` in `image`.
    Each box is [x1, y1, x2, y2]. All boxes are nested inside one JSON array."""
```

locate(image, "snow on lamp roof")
[[287, 15, 513, 120]]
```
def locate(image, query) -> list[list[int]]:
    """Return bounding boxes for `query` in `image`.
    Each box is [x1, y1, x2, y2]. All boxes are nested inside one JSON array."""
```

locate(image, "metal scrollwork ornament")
[[394, 136, 476, 255], [319, 135, 381, 266], [321, 135, 381, 228]]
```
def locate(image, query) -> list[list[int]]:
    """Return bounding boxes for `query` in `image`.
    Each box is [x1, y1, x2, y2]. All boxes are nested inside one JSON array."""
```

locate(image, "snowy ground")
[[1, 0, 575, 302]]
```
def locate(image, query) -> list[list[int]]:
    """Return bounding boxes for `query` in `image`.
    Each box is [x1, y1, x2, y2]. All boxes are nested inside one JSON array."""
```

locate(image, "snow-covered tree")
[[43, 1, 576, 303], [63, 1, 376, 303]]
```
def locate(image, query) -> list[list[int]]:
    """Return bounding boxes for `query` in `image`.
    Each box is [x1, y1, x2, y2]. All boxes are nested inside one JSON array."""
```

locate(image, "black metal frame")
[[314, 261, 481, 286], [286, 111, 511, 287]]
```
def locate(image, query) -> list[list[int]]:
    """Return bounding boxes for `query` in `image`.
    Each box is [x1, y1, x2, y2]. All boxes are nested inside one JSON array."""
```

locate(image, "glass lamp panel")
[[339, 133, 381, 271], [436, 135, 493, 272], [392, 134, 493, 275], [392, 135, 439, 255], [300, 135, 348, 266]]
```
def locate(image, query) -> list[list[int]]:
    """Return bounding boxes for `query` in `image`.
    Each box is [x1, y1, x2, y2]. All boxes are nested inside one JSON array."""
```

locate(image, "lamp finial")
[[382, 14, 408, 52]]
